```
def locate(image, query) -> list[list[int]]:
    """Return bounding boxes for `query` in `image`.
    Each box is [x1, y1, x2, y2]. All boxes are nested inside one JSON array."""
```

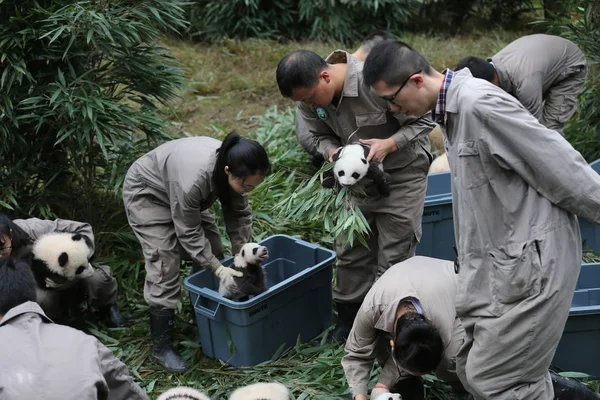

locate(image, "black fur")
[[30, 257, 70, 289], [228, 263, 267, 302]]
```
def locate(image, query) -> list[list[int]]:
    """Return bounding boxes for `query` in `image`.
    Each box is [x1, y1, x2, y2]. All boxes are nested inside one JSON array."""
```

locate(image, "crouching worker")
[[0, 214, 126, 327], [0, 257, 149, 400], [342, 256, 468, 400], [122, 131, 270, 373]]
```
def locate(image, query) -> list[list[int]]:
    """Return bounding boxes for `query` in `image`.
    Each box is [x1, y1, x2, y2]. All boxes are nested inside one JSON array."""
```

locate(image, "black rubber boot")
[[149, 307, 189, 373], [331, 302, 361, 343], [551, 371, 600, 399], [99, 303, 127, 328], [390, 375, 425, 400]]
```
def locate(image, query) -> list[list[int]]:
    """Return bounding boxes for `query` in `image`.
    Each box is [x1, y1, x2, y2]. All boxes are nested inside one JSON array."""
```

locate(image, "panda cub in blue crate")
[[218, 242, 269, 301]]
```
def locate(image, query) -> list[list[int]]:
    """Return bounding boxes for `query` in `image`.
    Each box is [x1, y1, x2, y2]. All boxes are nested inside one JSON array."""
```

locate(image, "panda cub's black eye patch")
[[75, 266, 85, 275], [352, 172, 361, 180], [338, 171, 345, 177], [252, 247, 258, 255], [361, 158, 367, 164]]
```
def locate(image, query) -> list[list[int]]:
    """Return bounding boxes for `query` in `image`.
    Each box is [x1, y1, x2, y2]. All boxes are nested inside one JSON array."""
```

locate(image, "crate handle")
[[193, 295, 222, 320]]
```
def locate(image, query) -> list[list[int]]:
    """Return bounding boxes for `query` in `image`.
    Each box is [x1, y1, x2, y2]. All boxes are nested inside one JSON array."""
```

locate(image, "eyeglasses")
[[381, 70, 422, 105]]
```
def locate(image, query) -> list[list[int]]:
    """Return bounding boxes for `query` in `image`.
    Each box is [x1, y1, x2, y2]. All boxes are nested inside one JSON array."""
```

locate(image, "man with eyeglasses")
[[276, 49, 436, 343], [363, 39, 600, 400]]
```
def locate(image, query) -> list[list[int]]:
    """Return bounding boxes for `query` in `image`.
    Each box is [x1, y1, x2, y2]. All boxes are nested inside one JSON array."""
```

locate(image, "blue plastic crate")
[[552, 263, 600, 378], [417, 159, 600, 261], [183, 234, 335, 367]]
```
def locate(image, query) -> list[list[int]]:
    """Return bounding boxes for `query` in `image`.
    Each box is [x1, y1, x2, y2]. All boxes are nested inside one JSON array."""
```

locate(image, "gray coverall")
[[13, 218, 118, 319], [441, 68, 600, 399], [298, 50, 435, 304], [491, 34, 587, 133], [342, 256, 464, 398], [295, 111, 319, 158], [0, 301, 148, 400], [122, 136, 251, 310]]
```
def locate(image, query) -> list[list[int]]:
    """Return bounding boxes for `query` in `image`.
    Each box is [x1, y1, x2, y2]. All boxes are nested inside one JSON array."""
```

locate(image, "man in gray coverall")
[[456, 34, 587, 133], [363, 40, 600, 399], [276, 49, 435, 342]]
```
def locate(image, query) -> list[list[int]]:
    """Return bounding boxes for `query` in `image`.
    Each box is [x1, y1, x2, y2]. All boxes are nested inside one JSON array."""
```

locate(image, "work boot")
[[331, 302, 361, 342], [390, 375, 425, 400], [149, 307, 189, 373], [99, 303, 127, 328], [551, 371, 600, 399]]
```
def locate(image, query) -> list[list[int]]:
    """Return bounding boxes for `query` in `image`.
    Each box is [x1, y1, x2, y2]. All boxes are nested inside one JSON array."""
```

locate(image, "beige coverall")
[[442, 69, 600, 399], [299, 51, 435, 304], [343, 256, 464, 398], [491, 34, 587, 133], [0, 301, 148, 400], [13, 218, 118, 318], [122, 136, 251, 310], [295, 112, 319, 158]]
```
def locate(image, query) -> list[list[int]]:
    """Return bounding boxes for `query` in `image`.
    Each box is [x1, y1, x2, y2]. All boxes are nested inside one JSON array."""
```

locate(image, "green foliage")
[[0, 0, 187, 245], [543, 0, 600, 162]]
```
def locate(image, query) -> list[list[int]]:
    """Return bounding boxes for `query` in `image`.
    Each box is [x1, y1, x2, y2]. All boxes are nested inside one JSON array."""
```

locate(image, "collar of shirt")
[[0, 301, 53, 326], [433, 68, 455, 125]]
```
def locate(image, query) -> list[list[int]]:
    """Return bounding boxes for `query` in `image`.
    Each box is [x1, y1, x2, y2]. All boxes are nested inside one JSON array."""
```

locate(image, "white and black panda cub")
[[30, 232, 94, 290], [229, 382, 290, 400], [322, 143, 392, 197], [218, 243, 269, 302]]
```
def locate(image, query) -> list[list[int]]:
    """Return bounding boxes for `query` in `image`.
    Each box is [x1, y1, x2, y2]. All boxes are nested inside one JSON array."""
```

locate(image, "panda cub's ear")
[[58, 252, 69, 267]]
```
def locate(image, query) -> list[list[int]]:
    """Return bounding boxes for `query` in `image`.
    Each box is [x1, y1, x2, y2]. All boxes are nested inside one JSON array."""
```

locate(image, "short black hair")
[[393, 312, 444, 374], [359, 30, 396, 52], [363, 40, 432, 87], [455, 56, 496, 82], [0, 256, 37, 315], [0, 213, 33, 256], [276, 50, 327, 98]]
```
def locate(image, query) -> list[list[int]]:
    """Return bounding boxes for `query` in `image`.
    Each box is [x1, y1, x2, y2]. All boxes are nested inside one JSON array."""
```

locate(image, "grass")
[[81, 30, 600, 399]]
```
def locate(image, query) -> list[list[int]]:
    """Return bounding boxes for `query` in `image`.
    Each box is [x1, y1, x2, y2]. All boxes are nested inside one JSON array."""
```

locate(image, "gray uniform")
[[343, 256, 464, 398], [491, 34, 587, 133], [0, 301, 148, 400], [298, 50, 435, 304], [442, 69, 600, 399], [295, 111, 319, 157], [122, 136, 252, 310], [13, 218, 118, 318]]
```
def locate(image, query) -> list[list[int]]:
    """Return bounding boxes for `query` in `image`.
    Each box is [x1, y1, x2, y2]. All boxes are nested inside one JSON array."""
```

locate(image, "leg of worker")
[[462, 227, 581, 400], [84, 263, 126, 327], [542, 66, 587, 133], [123, 180, 188, 373]]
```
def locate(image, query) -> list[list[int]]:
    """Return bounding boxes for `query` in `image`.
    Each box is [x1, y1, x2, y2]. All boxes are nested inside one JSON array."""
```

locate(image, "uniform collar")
[[325, 50, 360, 98], [0, 301, 53, 326]]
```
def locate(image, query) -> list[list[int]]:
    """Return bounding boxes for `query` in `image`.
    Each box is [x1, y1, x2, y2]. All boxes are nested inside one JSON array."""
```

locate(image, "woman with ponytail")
[[122, 131, 270, 373], [341, 256, 470, 400]]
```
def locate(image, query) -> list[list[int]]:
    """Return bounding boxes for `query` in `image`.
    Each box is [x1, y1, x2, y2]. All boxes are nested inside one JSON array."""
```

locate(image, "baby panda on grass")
[[322, 143, 392, 197], [218, 242, 269, 302]]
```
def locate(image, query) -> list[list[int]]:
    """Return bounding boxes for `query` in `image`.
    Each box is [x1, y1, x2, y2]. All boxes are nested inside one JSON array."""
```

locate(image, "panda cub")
[[322, 143, 392, 197], [30, 232, 94, 290], [218, 243, 269, 302], [229, 382, 290, 400]]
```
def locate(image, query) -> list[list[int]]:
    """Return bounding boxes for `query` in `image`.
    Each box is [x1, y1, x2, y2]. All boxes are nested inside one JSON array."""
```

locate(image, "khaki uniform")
[[343, 256, 464, 398], [491, 34, 587, 133], [0, 302, 148, 400], [122, 136, 251, 310], [298, 51, 435, 304], [442, 69, 600, 399], [13, 218, 118, 317], [295, 111, 319, 158]]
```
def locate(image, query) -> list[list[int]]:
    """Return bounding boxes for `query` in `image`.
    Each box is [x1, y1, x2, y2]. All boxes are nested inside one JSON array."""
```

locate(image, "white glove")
[[214, 265, 243, 280], [44, 277, 69, 289], [372, 388, 401, 400]]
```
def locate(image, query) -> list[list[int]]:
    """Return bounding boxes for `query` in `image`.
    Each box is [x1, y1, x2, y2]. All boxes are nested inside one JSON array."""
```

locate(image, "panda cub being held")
[[322, 143, 392, 197], [30, 232, 94, 290], [218, 243, 269, 302]]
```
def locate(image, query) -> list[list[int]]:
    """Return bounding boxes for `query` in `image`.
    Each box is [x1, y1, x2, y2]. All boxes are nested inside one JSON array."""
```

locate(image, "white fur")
[[32, 232, 93, 279], [374, 392, 401, 400], [333, 144, 369, 187], [229, 382, 290, 400], [157, 387, 210, 400], [428, 152, 450, 174], [233, 243, 269, 267]]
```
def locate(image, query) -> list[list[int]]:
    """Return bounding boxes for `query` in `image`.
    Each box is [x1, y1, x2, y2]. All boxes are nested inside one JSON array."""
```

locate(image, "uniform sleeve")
[[169, 180, 221, 270], [13, 218, 96, 254], [295, 108, 317, 153], [223, 193, 252, 255], [298, 103, 342, 159], [513, 71, 544, 122], [481, 93, 600, 224], [342, 307, 379, 398], [96, 341, 150, 400], [390, 112, 436, 150]]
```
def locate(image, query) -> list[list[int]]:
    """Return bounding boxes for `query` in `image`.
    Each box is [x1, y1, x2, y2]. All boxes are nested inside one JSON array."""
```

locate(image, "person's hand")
[[214, 265, 243, 280], [359, 138, 398, 163], [328, 146, 343, 162], [354, 395, 367, 400]]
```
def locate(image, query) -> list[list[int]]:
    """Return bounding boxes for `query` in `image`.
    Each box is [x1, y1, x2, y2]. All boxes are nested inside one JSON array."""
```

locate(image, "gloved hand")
[[371, 386, 402, 400], [214, 265, 243, 280], [44, 277, 70, 290]]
